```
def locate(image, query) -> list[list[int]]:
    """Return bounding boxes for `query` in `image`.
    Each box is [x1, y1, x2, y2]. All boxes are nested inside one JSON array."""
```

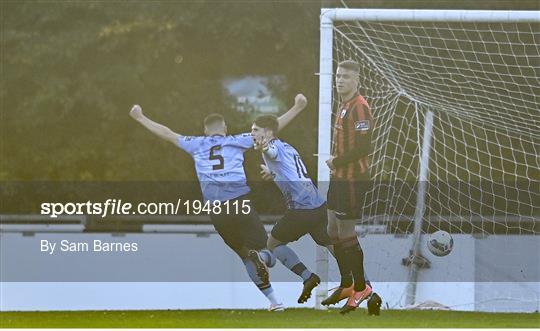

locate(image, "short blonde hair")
[[203, 113, 225, 128], [338, 60, 360, 73]]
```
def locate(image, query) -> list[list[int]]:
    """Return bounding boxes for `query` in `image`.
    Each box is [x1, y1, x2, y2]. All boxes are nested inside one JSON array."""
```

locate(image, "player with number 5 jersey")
[[177, 132, 254, 203]]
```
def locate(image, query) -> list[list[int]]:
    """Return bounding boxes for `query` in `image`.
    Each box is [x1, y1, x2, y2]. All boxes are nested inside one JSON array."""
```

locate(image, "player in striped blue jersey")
[[129, 94, 307, 311], [251, 115, 343, 305]]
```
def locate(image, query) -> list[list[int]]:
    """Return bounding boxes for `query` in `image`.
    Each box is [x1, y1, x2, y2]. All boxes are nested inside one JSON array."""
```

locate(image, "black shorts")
[[210, 195, 268, 256], [271, 203, 331, 246], [327, 178, 372, 220]]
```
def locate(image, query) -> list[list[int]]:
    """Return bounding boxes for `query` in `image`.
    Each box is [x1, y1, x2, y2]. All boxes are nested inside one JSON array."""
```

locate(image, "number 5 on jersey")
[[209, 145, 224, 170]]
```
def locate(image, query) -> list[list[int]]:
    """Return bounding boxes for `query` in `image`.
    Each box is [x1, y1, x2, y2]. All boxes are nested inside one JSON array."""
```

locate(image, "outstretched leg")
[[210, 199, 283, 309], [268, 235, 320, 303], [241, 252, 281, 310]]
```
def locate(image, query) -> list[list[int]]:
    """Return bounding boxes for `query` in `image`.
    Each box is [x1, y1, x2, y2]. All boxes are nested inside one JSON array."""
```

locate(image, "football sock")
[[242, 259, 279, 305], [243, 258, 279, 304], [242, 258, 267, 288], [333, 240, 354, 288], [261, 287, 280, 305], [292, 263, 314, 282], [273, 244, 313, 282], [341, 236, 367, 291]]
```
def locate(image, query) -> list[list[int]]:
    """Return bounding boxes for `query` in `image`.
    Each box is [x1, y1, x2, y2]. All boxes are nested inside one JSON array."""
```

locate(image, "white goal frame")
[[316, 8, 540, 310]]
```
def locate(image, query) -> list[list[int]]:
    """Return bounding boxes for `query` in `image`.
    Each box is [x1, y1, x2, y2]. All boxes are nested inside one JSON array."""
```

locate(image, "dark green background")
[[2, 0, 538, 182]]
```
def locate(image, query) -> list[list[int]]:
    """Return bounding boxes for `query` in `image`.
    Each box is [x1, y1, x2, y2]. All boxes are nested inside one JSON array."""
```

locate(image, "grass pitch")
[[1, 308, 539, 328]]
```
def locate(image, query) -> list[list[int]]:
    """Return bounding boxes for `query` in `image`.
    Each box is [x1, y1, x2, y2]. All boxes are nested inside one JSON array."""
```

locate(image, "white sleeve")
[[177, 135, 201, 155], [231, 133, 254, 150]]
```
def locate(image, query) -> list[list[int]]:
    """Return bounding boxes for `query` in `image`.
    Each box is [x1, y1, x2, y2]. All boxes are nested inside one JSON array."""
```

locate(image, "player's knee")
[[327, 209, 338, 222], [337, 221, 357, 239], [327, 221, 339, 240], [328, 229, 339, 241], [329, 232, 340, 247], [339, 235, 360, 250]]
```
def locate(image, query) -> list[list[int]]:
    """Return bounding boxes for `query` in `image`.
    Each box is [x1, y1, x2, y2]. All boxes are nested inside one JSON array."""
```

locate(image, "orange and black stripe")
[[332, 93, 372, 180]]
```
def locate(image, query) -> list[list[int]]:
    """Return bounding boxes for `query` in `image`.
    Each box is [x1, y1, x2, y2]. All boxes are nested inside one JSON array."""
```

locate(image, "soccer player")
[[129, 94, 307, 311], [322, 60, 382, 314], [251, 114, 333, 305]]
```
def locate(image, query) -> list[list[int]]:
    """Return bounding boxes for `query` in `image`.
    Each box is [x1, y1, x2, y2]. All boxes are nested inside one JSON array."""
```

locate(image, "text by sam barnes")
[[41, 239, 138, 254]]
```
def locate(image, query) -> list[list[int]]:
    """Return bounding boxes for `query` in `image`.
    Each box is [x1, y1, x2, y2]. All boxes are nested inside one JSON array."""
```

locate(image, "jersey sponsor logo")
[[340, 108, 348, 118], [184, 136, 193, 141], [354, 120, 370, 131]]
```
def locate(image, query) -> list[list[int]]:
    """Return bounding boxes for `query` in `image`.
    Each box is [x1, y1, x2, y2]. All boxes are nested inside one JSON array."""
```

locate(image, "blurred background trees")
[[1, 0, 537, 181]]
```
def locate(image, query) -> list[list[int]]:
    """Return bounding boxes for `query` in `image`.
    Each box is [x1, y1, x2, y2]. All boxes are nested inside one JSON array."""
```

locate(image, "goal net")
[[317, 9, 539, 311]]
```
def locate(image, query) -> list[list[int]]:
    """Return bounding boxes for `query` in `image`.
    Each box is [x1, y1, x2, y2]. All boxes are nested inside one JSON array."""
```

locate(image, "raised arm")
[[277, 94, 308, 131], [129, 104, 180, 145]]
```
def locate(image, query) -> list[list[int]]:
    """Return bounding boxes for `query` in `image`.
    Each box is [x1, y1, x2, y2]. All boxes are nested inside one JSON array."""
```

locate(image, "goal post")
[[320, 8, 540, 23], [405, 109, 434, 306], [316, 8, 540, 310]]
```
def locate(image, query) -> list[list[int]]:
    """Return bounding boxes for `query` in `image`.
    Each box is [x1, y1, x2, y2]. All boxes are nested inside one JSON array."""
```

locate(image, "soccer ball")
[[427, 230, 453, 257]]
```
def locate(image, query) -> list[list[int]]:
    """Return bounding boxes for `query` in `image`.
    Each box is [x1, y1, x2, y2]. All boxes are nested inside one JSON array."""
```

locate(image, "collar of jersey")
[[341, 92, 360, 107]]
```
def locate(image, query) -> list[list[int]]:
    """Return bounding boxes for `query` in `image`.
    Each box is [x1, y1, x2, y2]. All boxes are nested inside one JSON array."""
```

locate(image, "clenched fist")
[[129, 104, 143, 120], [294, 94, 307, 110]]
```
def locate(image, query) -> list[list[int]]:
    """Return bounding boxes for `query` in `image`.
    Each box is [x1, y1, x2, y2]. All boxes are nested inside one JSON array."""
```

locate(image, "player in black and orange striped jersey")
[[321, 60, 381, 315], [331, 91, 372, 181]]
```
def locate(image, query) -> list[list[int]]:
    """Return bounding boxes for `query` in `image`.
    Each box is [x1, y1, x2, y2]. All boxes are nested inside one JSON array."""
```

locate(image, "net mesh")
[[332, 19, 539, 235], [321, 17, 539, 310]]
